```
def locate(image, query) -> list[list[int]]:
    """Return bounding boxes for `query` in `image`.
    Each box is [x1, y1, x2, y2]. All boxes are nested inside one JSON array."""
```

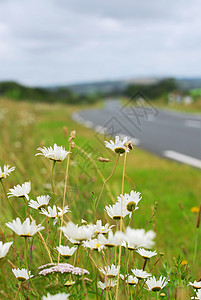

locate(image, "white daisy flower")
[[6, 217, 44, 237], [99, 264, 120, 278], [98, 231, 125, 247], [131, 268, 151, 280], [189, 280, 201, 289], [12, 268, 33, 281], [136, 248, 157, 259], [120, 274, 138, 285], [123, 227, 156, 249], [29, 195, 51, 210], [94, 220, 114, 234], [56, 245, 77, 259], [146, 276, 168, 291], [196, 290, 201, 300], [117, 190, 141, 217], [7, 181, 31, 200], [0, 165, 15, 179], [0, 241, 13, 259], [98, 279, 117, 290], [36, 144, 70, 162], [105, 202, 130, 220], [82, 239, 105, 252], [40, 205, 69, 225], [42, 293, 70, 300], [104, 136, 129, 154], [60, 222, 95, 244]]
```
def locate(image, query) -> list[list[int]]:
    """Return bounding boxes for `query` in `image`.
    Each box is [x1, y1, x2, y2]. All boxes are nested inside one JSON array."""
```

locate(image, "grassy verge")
[[0, 97, 200, 298]]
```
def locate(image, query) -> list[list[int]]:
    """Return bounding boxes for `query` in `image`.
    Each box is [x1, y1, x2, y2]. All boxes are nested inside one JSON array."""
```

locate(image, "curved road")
[[72, 100, 201, 168]]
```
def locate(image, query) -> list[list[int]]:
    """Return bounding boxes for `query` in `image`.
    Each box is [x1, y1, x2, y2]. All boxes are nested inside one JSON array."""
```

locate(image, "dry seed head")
[[71, 142, 75, 149], [124, 141, 133, 150], [70, 130, 76, 139], [63, 126, 68, 139], [98, 157, 110, 162], [178, 202, 184, 211]]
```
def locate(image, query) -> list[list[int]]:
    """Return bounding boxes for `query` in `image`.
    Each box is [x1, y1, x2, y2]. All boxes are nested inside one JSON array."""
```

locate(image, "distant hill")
[[0, 81, 97, 104], [55, 77, 201, 95]]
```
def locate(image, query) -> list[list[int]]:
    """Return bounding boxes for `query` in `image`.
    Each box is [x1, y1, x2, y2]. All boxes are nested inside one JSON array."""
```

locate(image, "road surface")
[[72, 100, 201, 168]]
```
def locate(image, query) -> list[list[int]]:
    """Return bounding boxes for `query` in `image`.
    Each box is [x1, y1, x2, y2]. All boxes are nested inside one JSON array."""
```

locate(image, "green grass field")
[[0, 97, 200, 299]]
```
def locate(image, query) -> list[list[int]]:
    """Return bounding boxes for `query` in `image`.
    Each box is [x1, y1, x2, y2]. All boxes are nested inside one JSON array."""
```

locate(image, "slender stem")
[[193, 228, 199, 264], [29, 215, 53, 263], [115, 149, 128, 300], [24, 237, 29, 296], [96, 154, 120, 210], [58, 147, 71, 264], [51, 160, 56, 198], [23, 196, 31, 218], [75, 145, 115, 202], [0, 180, 23, 220], [142, 258, 148, 270]]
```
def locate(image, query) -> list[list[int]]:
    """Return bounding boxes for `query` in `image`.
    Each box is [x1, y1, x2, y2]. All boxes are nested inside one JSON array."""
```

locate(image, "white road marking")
[[72, 113, 140, 146], [185, 120, 201, 128], [163, 150, 201, 168]]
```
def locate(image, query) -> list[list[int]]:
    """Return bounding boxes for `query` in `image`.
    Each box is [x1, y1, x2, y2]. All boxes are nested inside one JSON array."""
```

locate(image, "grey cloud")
[[0, 0, 200, 85]]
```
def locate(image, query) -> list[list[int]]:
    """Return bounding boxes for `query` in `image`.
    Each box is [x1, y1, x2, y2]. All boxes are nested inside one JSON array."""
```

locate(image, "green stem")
[[51, 160, 56, 198], [193, 228, 199, 264], [23, 196, 31, 218], [115, 149, 128, 300], [96, 153, 120, 210], [0, 180, 23, 220], [58, 146, 71, 264]]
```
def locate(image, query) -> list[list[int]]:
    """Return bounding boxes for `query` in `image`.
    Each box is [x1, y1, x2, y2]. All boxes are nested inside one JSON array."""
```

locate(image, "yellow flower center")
[[126, 201, 136, 212], [114, 147, 125, 154], [152, 286, 161, 292]]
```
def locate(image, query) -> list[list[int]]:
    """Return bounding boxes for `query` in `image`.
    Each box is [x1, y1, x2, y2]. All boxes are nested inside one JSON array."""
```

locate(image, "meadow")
[[0, 97, 200, 299]]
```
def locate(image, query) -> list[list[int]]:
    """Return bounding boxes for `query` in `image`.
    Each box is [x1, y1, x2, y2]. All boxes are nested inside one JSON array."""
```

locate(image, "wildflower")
[[98, 231, 125, 247], [94, 220, 114, 234], [60, 222, 95, 244], [104, 136, 129, 154], [82, 239, 105, 252], [39, 263, 89, 276], [29, 195, 51, 210], [189, 280, 201, 289], [99, 264, 120, 278], [56, 245, 77, 259], [120, 274, 138, 285], [105, 202, 130, 220], [40, 205, 69, 225], [36, 144, 70, 162], [0, 241, 13, 259], [8, 181, 31, 200], [131, 268, 151, 280], [12, 268, 33, 281], [123, 227, 156, 249], [117, 190, 141, 218], [146, 276, 168, 291], [196, 290, 201, 299], [181, 260, 188, 266], [98, 279, 117, 290], [6, 217, 44, 237], [136, 248, 157, 259], [0, 165, 15, 179], [191, 206, 200, 213], [42, 293, 70, 300]]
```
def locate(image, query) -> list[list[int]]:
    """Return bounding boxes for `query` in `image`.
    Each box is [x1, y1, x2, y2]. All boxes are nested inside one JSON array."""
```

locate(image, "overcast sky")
[[0, 0, 200, 86]]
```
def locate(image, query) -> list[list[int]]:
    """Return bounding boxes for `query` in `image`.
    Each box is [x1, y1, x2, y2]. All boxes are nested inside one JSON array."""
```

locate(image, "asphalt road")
[[72, 100, 201, 168]]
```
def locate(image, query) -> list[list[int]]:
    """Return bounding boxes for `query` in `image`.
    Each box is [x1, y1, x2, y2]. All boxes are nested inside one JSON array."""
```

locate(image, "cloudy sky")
[[0, 0, 200, 86]]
